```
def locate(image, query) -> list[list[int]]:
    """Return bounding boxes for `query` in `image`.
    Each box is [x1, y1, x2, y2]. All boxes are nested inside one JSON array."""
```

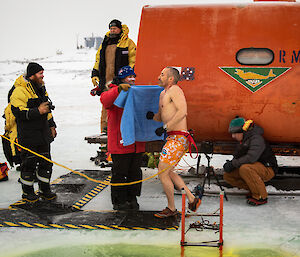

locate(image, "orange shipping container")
[[135, 1, 300, 155]]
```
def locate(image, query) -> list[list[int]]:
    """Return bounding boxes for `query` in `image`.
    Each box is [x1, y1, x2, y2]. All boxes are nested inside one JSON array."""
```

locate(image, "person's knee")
[[158, 161, 170, 172], [223, 172, 234, 184], [158, 171, 168, 180], [21, 171, 35, 182], [38, 161, 53, 174], [22, 155, 38, 171], [223, 172, 229, 181], [239, 164, 253, 175]]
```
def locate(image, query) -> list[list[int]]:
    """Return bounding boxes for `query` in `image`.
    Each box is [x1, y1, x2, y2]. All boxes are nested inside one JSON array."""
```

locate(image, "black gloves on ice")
[[146, 111, 154, 120], [223, 160, 235, 173]]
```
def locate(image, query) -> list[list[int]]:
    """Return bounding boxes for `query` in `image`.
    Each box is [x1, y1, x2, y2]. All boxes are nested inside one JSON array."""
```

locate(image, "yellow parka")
[[4, 103, 19, 158], [10, 75, 55, 146], [91, 24, 136, 88]]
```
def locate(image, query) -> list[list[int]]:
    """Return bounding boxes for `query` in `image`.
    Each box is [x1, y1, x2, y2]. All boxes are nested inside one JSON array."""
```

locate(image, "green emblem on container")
[[219, 67, 290, 93]]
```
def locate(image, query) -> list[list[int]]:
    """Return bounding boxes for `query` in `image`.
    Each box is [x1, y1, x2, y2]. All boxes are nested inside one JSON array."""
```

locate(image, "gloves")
[[155, 126, 166, 136], [91, 76, 99, 86], [90, 86, 102, 96], [146, 111, 154, 120], [223, 160, 235, 173], [118, 83, 131, 92], [50, 127, 57, 138]]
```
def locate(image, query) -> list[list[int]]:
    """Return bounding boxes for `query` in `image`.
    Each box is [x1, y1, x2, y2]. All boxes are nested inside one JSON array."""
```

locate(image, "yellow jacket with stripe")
[[91, 24, 136, 89], [10, 75, 56, 146], [4, 103, 19, 158]]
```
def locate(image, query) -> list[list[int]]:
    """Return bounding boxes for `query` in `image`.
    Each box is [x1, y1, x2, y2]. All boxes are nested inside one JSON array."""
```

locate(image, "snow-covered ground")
[[0, 49, 300, 257]]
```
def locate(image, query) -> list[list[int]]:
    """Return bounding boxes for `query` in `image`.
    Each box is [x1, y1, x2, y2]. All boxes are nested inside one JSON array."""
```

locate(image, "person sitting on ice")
[[222, 117, 278, 206], [100, 66, 145, 211]]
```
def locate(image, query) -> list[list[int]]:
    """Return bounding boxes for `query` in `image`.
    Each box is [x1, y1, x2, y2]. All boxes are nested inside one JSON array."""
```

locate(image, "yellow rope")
[[1, 134, 187, 186]]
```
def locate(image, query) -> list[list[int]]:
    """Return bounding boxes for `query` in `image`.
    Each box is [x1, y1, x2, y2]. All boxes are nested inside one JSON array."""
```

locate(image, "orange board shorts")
[[159, 135, 188, 166]]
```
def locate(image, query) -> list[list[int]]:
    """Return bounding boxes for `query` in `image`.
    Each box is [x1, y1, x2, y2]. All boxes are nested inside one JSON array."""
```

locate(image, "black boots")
[[127, 197, 139, 210], [22, 182, 56, 202], [22, 184, 39, 203], [112, 197, 140, 211], [38, 182, 57, 200], [113, 202, 131, 211]]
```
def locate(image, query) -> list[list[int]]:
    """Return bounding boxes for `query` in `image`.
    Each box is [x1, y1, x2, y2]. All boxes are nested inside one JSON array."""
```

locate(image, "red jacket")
[[100, 84, 145, 154]]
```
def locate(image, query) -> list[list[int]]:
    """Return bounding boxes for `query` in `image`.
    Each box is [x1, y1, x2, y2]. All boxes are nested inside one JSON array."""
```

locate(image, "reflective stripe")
[[36, 173, 50, 183], [80, 225, 97, 229], [26, 110, 30, 120], [95, 225, 112, 230], [20, 177, 34, 186], [40, 152, 50, 156], [64, 224, 80, 229], [4, 222, 20, 227], [19, 222, 34, 228]]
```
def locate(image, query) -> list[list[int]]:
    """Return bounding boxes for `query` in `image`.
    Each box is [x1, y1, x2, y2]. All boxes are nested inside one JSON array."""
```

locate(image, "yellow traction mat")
[[0, 209, 180, 230]]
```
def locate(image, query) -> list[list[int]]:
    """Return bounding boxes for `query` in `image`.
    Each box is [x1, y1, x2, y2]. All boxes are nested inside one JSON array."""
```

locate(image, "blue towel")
[[114, 85, 164, 146]]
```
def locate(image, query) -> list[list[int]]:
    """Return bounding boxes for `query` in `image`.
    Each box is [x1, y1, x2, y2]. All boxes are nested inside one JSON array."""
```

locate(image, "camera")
[[48, 102, 55, 111]]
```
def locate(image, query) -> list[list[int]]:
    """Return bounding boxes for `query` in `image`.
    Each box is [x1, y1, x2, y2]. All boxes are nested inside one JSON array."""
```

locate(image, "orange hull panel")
[[135, 3, 300, 145]]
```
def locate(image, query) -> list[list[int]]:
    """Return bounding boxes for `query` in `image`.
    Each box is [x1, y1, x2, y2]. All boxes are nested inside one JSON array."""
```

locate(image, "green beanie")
[[229, 117, 245, 133]]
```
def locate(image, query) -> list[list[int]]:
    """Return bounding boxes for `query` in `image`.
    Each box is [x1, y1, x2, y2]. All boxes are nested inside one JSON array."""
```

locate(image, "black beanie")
[[26, 62, 44, 78], [109, 19, 122, 29]]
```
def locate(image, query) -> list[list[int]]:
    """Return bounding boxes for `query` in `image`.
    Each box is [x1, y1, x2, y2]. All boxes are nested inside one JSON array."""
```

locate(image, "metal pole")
[[181, 188, 186, 246], [219, 191, 224, 251]]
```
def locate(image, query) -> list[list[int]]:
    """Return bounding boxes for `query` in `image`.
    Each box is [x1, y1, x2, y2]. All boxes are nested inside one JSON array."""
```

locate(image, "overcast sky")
[[1, 0, 297, 60]]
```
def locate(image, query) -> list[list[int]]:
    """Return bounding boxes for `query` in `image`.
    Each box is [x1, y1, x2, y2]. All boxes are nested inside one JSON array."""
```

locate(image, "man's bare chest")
[[161, 93, 173, 109]]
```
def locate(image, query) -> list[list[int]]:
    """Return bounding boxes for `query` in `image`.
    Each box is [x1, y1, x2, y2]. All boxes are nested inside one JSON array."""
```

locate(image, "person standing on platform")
[[100, 66, 145, 211], [147, 67, 201, 218], [91, 19, 136, 134], [10, 62, 57, 202]]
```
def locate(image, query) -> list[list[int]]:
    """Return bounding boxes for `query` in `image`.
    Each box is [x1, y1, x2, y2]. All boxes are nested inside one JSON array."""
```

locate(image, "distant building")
[[84, 36, 103, 49], [95, 37, 103, 49]]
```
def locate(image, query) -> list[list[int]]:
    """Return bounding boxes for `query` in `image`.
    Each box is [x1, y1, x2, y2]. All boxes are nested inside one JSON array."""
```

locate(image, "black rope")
[[185, 217, 219, 234]]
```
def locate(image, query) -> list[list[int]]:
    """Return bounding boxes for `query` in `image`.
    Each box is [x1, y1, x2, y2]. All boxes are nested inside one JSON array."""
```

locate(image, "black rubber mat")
[[0, 208, 180, 230], [0, 169, 180, 230]]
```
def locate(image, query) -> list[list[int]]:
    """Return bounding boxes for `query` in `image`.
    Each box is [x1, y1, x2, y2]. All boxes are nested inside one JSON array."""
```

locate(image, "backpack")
[[0, 162, 9, 181]]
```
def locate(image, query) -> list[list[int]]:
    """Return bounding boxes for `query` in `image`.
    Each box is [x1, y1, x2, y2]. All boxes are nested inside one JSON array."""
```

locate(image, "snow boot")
[[247, 197, 268, 206], [113, 202, 131, 211], [38, 182, 57, 201], [22, 184, 39, 203], [127, 196, 139, 210]]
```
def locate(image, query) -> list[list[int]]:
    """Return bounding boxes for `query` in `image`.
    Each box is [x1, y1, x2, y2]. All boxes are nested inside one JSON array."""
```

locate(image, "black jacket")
[[10, 75, 56, 147], [232, 124, 278, 173]]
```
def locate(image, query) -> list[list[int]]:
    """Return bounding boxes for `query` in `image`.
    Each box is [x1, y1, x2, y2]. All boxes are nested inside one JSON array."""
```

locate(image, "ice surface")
[[0, 49, 300, 257]]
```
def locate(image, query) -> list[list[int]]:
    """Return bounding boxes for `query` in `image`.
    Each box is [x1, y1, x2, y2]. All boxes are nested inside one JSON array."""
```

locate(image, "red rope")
[[167, 131, 198, 159]]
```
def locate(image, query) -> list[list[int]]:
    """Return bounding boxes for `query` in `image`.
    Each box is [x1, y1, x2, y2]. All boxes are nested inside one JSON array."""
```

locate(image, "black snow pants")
[[110, 153, 143, 205], [20, 144, 53, 186]]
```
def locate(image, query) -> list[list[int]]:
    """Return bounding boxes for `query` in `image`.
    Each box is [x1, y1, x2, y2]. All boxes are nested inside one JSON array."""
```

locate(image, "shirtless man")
[[146, 67, 201, 218]]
